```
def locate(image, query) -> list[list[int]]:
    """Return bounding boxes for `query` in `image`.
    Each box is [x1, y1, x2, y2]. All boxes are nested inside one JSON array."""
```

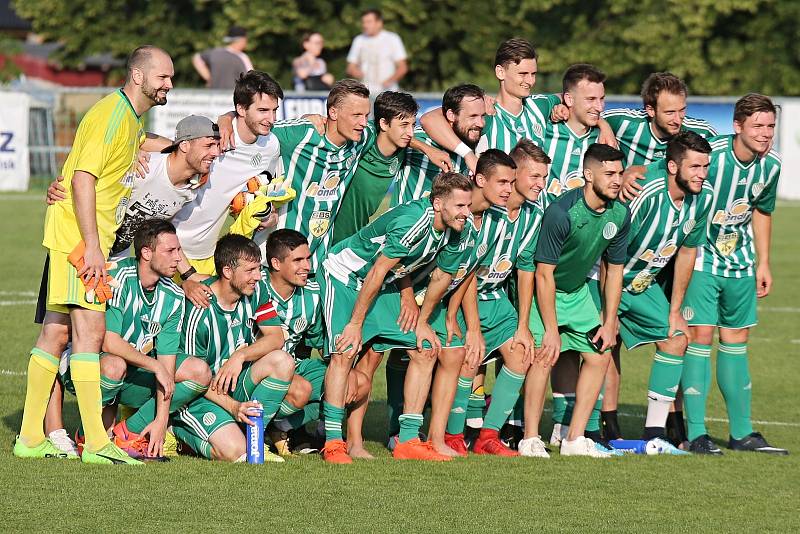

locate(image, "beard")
[[142, 79, 168, 106], [675, 170, 695, 195], [453, 120, 481, 150]]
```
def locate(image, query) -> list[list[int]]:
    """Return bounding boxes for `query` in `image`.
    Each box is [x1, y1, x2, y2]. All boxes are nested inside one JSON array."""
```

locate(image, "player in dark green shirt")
[[530, 143, 630, 457]]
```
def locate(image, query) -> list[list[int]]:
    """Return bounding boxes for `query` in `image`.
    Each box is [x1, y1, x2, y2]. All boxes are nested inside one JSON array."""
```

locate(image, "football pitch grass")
[[0, 193, 797, 532]]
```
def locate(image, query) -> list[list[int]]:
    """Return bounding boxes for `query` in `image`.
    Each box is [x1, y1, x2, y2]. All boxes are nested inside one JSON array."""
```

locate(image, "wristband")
[[454, 142, 472, 158], [180, 266, 197, 281]]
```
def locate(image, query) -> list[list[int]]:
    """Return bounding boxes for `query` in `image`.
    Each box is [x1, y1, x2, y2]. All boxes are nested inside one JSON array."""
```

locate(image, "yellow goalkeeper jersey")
[[43, 89, 145, 254]]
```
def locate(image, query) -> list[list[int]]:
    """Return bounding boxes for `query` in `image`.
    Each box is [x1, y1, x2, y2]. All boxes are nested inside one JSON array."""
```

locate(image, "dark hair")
[[374, 91, 419, 127], [214, 234, 262, 276], [126, 45, 167, 83], [476, 149, 517, 178], [583, 143, 624, 168], [134, 218, 176, 260], [326, 78, 370, 112], [430, 171, 474, 202], [494, 38, 538, 68], [733, 93, 776, 124], [233, 70, 284, 110], [442, 84, 485, 115], [510, 138, 551, 165], [563, 63, 606, 93], [641, 72, 688, 110], [266, 229, 309, 271], [361, 8, 383, 20], [666, 131, 712, 165]]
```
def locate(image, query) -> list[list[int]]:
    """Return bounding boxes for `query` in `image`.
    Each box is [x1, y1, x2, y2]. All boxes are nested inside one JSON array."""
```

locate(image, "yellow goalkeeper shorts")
[[46, 249, 105, 314]]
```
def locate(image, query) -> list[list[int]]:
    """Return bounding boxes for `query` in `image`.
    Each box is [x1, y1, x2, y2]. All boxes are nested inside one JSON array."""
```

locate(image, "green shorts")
[[618, 284, 680, 349], [478, 294, 518, 354], [173, 396, 236, 446], [587, 278, 602, 311], [529, 283, 602, 354], [62, 352, 191, 408], [295, 357, 326, 402], [682, 270, 757, 329], [320, 269, 443, 356]]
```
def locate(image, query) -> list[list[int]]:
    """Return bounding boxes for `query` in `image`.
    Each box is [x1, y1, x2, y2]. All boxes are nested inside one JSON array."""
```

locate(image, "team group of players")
[[13, 37, 787, 465]]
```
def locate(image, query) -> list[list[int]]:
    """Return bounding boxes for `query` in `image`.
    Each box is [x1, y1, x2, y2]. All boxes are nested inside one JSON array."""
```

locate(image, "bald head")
[[126, 45, 170, 82], [124, 45, 174, 112]]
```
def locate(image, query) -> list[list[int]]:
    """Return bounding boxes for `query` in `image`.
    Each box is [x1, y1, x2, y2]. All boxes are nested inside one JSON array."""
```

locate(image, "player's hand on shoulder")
[[550, 104, 570, 123], [620, 165, 647, 201], [483, 94, 497, 116], [46, 175, 66, 205], [183, 279, 212, 309], [217, 112, 236, 151], [465, 152, 478, 175], [135, 150, 151, 178], [302, 114, 327, 135], [427, 145, 453, 172], [596, 118, 618, 148]]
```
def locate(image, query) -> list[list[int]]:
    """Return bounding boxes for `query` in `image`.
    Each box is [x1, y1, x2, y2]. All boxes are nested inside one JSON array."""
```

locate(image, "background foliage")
[[13, 0, 800, 94]]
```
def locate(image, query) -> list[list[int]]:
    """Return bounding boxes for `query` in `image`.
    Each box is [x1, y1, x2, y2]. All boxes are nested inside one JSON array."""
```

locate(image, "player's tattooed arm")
[[669, 246, 697, 338], [409, 137, 452, 172], [513, 269, 535, 364], [534, 263, 560, 366], [141, 132, 172, 153], [752, 209, 773, 298]]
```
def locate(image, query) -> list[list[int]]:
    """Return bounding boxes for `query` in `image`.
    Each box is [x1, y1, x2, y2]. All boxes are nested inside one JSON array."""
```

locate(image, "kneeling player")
[[171, 235, 303, 462]]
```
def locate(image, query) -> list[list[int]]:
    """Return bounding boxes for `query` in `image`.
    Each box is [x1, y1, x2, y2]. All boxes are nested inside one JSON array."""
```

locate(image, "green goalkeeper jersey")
[[622, 160, 714, 293], [391, 127, 470, 207], [477, 200, 544, 300], [272, 119, 375, 271], [106, 257, 184, 357], [323, 198, 462, 290], [256, 270, 323, 357], [603, 108, 717, 167], [181, 278, 281, 373], [697, 135, 781, 278]]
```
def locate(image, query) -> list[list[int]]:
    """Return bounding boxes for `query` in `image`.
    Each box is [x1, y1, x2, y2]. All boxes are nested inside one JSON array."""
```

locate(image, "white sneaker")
[[560, 436, 612, 458], [647, 437, 690, 456], [549, 423, 570, 446], [47, 429, 80, 459], [518, 436, 550, 458]]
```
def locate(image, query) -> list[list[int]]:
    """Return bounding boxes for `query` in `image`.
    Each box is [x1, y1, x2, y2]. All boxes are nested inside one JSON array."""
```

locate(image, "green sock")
[[172, 424, 212, 459], [552, 393, 576, 425], [682, 343, 711, 440], [466, 385, 485, 428], [99, 374, 124, 406], [323, 402, 345, 442], [717, 342, 752, 439], [277, 400, 301, 418], [252, 377, 291, 422], [646, 351, 683, 430], [510, 394, 524, 427], [126, 380, 208, 434], [446, 376, 473, 434], [483, 366, 525, 431], [386, 360, 407, 436], [398, 413, 424, 443], [586, 390, 603, 433]]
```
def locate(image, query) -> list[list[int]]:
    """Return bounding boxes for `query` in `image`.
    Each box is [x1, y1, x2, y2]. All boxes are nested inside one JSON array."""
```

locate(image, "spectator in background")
[[192, 26, 254, 89], [346, 8, 408, 93], [292, 32, 335, 91]]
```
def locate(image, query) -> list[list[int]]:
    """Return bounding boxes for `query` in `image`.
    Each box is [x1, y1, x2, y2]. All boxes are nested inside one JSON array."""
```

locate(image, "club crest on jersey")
[[630, 270, 655, 293], [293, 317, 308, 333], [682, 307, 694, 321], [388, 158, 400, 175], [306, 172, 341, 200], [683, 219, 696, 235], [715, 231, 738, 256], [752, 182, 766, 198], [532, 123, 543, 139], [309, 210, 331, 237], [251, 153, 263, 168], [477, 243, 488, 257], [563, 171, 585, 191], [203, 412, 217, 426], [712, 199, 750, 226], [246, 317, 254, 330], [602, 222, 618, 240], [115, 196, 130, 224]]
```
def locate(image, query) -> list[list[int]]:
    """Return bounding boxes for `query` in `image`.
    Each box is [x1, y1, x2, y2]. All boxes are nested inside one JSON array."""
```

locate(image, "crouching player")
[[63, 220, 212, 461], [171, 235, 305, 462]]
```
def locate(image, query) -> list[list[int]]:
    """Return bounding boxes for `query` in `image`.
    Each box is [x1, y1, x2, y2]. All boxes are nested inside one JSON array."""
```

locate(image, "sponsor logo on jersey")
[[231, 318, 242, 328], [485, 255, 513, 281], [306, 172, 341, 200], [309, 210, 331, 237], [203, 412, 217, 426], [715, 231, 738, 256], [449, 265, 470, 289], [602, 222, 618, 239], [571, 147, 582, 156], [682, 306, 694, 321], [293, 317, 308, 333], [139, 339, 154, 355], [515, 124, 526, 134], [653, 150, 665, 160], [712, 198, 751, 226], [683, 219, 696, 235], [641, 240, 677, 267], [546, 179, 562, 196], [563, 171, 585, 191], [629, 270, 655, 293], [251, 153, 263, 168]]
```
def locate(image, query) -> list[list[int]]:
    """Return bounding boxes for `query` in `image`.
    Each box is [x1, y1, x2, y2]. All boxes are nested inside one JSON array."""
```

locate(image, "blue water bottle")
[[609, 439, 648, 454], [246, 403, 264, 464]]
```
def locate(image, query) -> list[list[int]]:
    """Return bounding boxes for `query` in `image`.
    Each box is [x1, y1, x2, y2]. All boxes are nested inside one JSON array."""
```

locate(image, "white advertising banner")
[[149, 90, 327, 139], [0, 91, 30, 191], [778, 98, 800, 200]]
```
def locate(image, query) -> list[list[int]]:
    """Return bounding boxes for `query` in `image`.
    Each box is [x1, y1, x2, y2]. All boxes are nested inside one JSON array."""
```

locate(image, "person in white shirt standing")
[[346, 8, 408, 94]]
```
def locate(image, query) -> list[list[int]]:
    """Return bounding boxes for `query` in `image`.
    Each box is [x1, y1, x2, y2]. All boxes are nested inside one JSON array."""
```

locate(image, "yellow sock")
[[19, 348, 59, 446], [70, 353, 110, 452]]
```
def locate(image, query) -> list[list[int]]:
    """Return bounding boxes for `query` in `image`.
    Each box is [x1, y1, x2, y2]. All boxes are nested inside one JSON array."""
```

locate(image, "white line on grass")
[[0, 291, 36, 296], [614, 410, 800, 428], [0, 369, 27, 376], [0, 195, 44, 201], [0, 300, 36, 306], [759, 306, 800, 313]]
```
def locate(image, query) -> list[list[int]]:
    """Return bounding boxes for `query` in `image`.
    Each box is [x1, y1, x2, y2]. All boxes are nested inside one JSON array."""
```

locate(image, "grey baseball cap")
[[161, 115, 221, 153]]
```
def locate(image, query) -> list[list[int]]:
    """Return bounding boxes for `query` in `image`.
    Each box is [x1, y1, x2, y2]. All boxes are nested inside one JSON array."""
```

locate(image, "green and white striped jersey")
[[476, 200, 544, 300], [622, 160, 714, 293], [391, 127, 470, 207], [106, 257, 184, 357], [697, 135, 781, 278], [477, 94, 559, 154], [603, 108, 718, 167], [256, 270, 323, 357], [181, 278, 281, 373], [540, 122, 601, 203], [323, 198, 461, 290], [271, 119, 375, 271]]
